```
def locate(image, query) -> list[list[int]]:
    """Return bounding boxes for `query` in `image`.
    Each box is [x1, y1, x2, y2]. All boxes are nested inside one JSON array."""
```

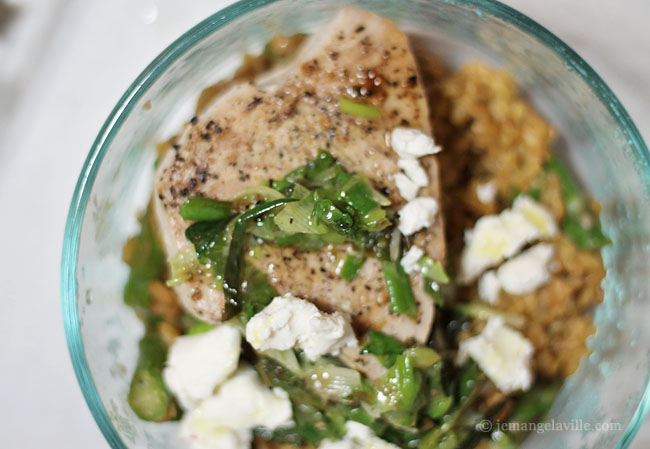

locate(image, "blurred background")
[[0, 0, 648, 448]]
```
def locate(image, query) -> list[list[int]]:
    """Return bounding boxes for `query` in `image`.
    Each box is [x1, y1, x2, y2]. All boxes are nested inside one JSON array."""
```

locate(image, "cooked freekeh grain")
[[418, 56, 605, 380]]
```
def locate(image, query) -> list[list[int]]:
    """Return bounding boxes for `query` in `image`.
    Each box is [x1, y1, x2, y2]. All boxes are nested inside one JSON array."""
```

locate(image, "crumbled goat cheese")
[[400, 245, 425, 274], [180, 368, 293, 449], [319, 421, 400, 449], [478, 270, 501, 305], [459, 196, 556, 282], [458, 317, 534, 393], [390, 128, 440, 200], [497, 243, 554, 295], [476, 181, 497, 204], [398, 197, 439, 236], [390, 127, 441, 159], [163, 324, 241, 410], [512, 195, 557, 238], [393, 173, 420, 201], [246, 294, 357, 361], [397, 158, 429, 187]]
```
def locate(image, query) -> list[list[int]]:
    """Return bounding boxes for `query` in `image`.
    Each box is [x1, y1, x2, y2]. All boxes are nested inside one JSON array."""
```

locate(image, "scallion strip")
[[338, 98, 382, 120], [223, 199, 297, 316], [228, 185, 285, 201], [418, 256, 450, 284], [341, 254, 366, 281], [381, 260, 418, 317], [179, 196, 231, 221]]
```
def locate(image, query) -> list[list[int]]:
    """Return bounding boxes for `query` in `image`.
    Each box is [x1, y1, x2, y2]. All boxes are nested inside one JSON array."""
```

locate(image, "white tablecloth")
[[0, 1, 647, 447]]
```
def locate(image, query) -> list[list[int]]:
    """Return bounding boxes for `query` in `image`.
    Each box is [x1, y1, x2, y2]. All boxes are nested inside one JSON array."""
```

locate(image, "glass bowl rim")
[[60, 0, 650, 448]]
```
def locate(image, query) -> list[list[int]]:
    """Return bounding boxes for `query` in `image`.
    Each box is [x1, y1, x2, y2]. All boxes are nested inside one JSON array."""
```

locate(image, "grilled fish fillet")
[[153, 7, 445, 345]]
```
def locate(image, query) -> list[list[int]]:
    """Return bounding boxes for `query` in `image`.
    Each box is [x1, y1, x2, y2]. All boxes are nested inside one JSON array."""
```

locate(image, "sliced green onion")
[[179, 196, 231, 221], [362, 330, 405, 368], [291, 183, 311, 199], [338, 97, 382, 120], [284, 150, 335, 184], [545, 157, 609, 249], [307, 365, 361, 401], [184, 218, 234, 286], [423, 279, 444, 306], [451, 302, 525, 328], [374, 354, 422, 411], [403, 347, 440, 368], [340, 179, 378, 214], [271, 179, 294, 194], [418, 256, 450, 284], [263, 349, 304, 376], [389, 227, 402, 262], [166, 246, 199, 287], [228, 185, 285, 201], [240, 264, 277, 319], [313, 199, 354, 234], [274, 200, 329, 234], [127, 334, 175, 422], [187, 321, 216, 335], [223, 199, 297, 316], [341, 253, 366, 281], [381, 260, 418, 317], [426, 391, 453, 419]]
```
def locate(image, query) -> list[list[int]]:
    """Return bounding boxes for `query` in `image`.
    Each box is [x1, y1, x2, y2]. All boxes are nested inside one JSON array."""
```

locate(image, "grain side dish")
[[121, 8, 607, 449]]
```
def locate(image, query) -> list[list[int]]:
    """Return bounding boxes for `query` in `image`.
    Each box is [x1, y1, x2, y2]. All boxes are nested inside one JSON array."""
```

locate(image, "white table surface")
[[0, 1, 648, 448]]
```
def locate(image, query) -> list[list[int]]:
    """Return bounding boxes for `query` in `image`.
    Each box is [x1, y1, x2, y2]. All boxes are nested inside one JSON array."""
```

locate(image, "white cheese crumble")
[[497, 243, 554, 295], [398, 197, 439, 236], [400, 245, 424, 274], [476, 181, 497, 204], [459, 195, 556, 282], [390, 127, 441, 159], [163, 324, 241, 410], [457, 317, 534, 394], [512, 195, 558, 238], [397, 158, 429, 187], [393, 173, 420, 201], [245, 294, 358, 361], [390, 127, 440, 200], [319, 421, 400, 449], [180, 367, 293, 449], [477, 270, 500, 305]]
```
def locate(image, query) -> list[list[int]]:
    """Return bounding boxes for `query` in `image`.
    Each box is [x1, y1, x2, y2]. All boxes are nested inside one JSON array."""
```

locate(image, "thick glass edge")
[[59, 0, 650, 448]]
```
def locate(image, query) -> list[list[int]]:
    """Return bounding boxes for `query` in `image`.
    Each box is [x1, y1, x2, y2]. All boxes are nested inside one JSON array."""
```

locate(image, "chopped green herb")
[[338, 97, 382, 120]]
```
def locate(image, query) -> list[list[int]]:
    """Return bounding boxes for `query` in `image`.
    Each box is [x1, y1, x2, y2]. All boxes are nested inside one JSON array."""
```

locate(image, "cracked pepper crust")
[[153, 7, 445, 345]]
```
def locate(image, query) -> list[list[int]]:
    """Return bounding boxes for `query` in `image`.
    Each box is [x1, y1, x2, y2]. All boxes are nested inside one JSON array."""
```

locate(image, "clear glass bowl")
[[61, 0, 650, 448]]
